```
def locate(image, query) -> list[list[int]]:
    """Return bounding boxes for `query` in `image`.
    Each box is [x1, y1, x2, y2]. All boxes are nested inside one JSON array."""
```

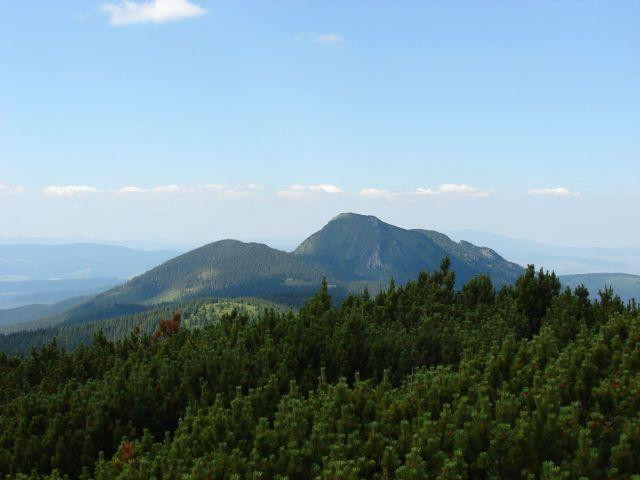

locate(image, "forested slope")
[[0, 262, 638, 479], [0, 296, 91, 331], [0, 214, 525, 334], [103, 239, 325, 305], [20, 240, 327, 330], [0, 297, 287, 356]]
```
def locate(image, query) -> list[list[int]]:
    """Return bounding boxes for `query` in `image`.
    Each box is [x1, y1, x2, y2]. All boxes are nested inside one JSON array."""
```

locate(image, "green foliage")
[[459, 275, 495, 309], [0, 298, 288, 356], [0, 263, 638, 479], [515, 265, 562, 336], [112, 239, 326, 305]]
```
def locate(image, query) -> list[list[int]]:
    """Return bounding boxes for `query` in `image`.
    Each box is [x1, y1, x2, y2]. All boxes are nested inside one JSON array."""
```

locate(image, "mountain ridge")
[[1, 213, 638, 331], [22, 213, 525, 327], [294, 213, 522, 286]]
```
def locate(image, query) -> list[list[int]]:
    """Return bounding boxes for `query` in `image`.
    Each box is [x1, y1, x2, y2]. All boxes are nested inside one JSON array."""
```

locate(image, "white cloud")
[[43, 185, 101, 197], [314, 184, 342, 194], [152, 184, 187, 194], [40, 182, 492, 201], [44, 184, 190, 197], [358, 188, 394, 199], [277, 184, 343, 198], [112, 183, 257, 198], [101, 0, 206, 26], [116, 186, 149, 195], [115, 185, 190, 195], [528, 187, 578, 197], [358, 184, 491, 199], [0, 183, 25, 195], [414, 183, 491, 198]]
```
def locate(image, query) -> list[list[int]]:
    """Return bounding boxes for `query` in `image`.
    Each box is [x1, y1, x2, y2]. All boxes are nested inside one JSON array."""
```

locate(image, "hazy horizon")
[[1, 209, 640, 250], [1, 213, 640, 253]]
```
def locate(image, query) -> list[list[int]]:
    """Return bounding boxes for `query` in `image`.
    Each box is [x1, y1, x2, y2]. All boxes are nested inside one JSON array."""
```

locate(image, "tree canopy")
[[0, 261, 638, 479]]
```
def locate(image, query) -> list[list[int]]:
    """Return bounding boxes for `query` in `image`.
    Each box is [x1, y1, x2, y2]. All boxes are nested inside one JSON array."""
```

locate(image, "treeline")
[[0, 261, 638, 479]]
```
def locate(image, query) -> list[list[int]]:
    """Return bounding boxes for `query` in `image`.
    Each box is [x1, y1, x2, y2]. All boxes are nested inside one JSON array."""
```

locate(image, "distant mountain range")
[[0, 244, 178, 308], [559, 273, 640, 303], [0, 243, 178, 281], [0, 277, 123, 309], [1, 213, 638, 334], [448, 230, 640, 275]]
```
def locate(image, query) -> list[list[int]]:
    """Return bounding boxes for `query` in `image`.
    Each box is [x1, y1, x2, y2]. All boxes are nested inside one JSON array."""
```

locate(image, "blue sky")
[[0, 0, 638, 248]]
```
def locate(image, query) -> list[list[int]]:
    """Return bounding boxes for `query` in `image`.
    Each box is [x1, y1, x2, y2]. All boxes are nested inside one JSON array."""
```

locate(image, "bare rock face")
[[365, 246, 383, 270]]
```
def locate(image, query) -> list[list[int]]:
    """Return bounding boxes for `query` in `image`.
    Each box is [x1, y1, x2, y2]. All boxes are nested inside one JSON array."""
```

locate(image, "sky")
[[0, 0, 638, 249]]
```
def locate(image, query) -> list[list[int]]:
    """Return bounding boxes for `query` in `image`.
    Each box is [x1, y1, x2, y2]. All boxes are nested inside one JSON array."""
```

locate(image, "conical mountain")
[[294, 213, 522, 286]]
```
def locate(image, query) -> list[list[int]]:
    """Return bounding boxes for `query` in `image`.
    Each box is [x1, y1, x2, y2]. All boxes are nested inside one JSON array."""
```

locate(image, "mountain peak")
[[294, 213, 524, 285], [330, 212, 380, 223]]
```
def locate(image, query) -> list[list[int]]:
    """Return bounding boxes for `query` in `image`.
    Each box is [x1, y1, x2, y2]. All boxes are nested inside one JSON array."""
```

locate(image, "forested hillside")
[[0, 298, 287, 356], [103, 240, 325, 305], [0, 296, 91, 330], [1, 261, 638, 479], [4, 214, 524, 334], [19, 240, 328, 330]]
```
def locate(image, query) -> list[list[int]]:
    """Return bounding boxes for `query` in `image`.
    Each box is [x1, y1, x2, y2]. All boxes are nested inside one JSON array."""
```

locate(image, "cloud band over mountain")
[[37, 183, 583, 200]]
